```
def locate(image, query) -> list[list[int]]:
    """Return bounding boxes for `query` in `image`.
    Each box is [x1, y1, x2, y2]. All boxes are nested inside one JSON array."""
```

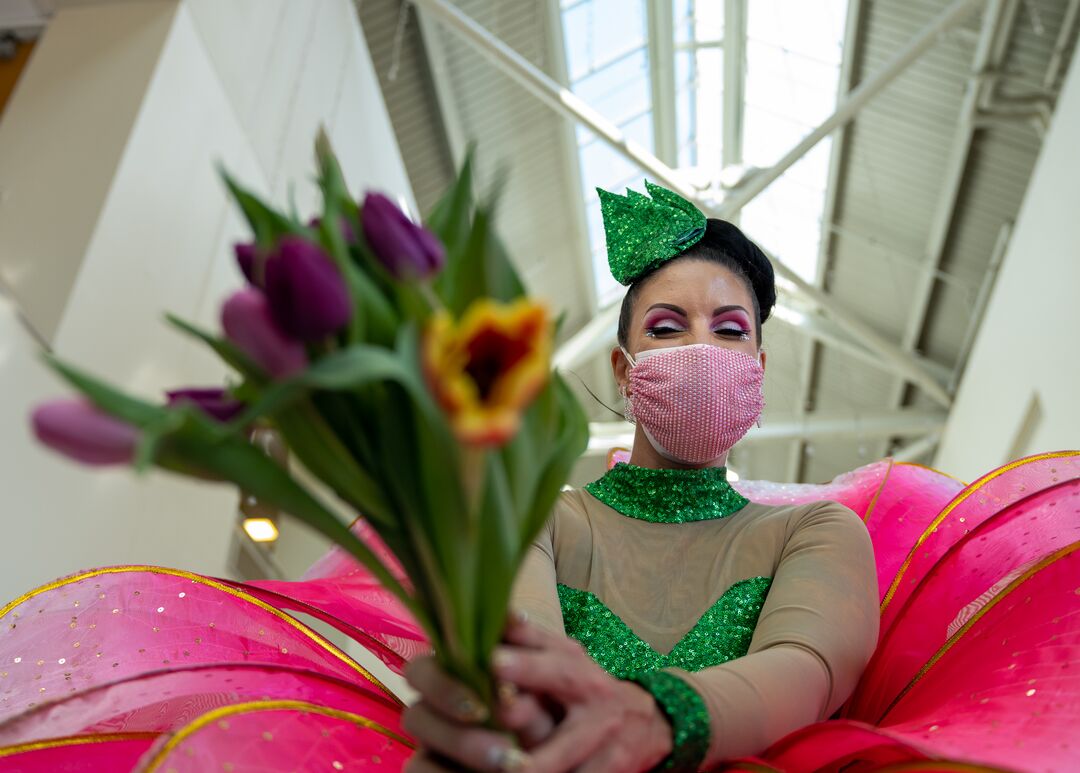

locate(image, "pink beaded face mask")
[[621, 343, 765, 465]]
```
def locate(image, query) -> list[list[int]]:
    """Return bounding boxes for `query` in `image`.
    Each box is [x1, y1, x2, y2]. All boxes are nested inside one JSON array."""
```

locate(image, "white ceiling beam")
[[413, 0, 973, 407], [882, 0, 1015, 420], [713, 0, 986, 219], [722, 0, 747, 171], [646, 0, 678, 167], [585, 408, 947, 457], [889, 433, 942, 463], [787, 0, 864, 483], [553, 292, 953, 388]]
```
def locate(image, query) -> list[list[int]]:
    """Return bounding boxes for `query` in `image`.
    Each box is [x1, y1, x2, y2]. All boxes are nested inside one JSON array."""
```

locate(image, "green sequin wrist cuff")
[[631, 670, 711, 772]]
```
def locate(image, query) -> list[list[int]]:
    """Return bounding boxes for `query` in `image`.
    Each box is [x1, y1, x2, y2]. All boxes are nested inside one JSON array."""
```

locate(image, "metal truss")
[[412, 0, 990, 415], [585, 407, 947, 458]]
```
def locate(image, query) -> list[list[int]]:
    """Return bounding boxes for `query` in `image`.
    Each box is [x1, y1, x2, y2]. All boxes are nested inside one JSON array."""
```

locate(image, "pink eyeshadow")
[[643, 311, 687, 328]]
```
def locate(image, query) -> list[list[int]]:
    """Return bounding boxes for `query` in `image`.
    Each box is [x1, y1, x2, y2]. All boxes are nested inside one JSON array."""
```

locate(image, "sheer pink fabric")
[[1, 451, 1076, 772]]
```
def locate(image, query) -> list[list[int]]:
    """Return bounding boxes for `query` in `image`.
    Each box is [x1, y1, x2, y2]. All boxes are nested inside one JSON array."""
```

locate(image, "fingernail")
[[492, 650, 516, 671], [456, 695, 488, 722], [497, 680, 518, 704], [510, 608, 529, 625], [490, 746, 531, 772]]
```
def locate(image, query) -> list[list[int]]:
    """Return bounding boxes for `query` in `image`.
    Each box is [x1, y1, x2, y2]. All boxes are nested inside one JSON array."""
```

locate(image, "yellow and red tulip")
[[423, 298, 551, 446]]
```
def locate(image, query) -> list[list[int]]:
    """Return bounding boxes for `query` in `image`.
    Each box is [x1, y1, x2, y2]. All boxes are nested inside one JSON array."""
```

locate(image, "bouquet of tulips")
[[31, 133, 588, 708]]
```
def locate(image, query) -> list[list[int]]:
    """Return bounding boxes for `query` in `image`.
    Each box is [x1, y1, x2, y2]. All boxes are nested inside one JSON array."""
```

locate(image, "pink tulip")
[[31, 398, 138, 466], [221, 288, 308, 378]]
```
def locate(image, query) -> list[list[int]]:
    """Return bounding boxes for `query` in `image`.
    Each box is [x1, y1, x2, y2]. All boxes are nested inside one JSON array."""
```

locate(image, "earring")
[[620, 386, 635, 424]]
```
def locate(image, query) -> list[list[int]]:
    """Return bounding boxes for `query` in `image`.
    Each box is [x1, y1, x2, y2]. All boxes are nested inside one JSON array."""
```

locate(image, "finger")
[[401, 702, 530, 772], [503, 614, 569, 651], [527, 707, 614, 772], [576, 740, 657, 773], [493, 645, 601, 703], [404, 656, 488, 723], [495, 683, 556, 748]]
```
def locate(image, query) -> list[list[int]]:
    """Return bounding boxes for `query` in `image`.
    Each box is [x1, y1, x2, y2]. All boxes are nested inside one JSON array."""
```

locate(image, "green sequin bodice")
[[558, 577, 772, 678]]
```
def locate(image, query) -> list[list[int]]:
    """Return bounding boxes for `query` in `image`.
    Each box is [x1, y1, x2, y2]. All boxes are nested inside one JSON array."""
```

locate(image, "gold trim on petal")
[[140, 698, 414, 772], [0, 566, 399, 704], [880, 451, 1079, 614], [0, 731, 159, 757], [860, 457, 895, 525], [869, 761, 1017, 772], [878, 540, 1080, 722], [894, 460, 969, 487]]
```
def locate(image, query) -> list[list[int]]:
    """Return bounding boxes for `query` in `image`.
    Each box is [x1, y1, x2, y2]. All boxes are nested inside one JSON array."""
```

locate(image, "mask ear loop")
[[619, 347, 636, 424], [756, 349, 764, 428]]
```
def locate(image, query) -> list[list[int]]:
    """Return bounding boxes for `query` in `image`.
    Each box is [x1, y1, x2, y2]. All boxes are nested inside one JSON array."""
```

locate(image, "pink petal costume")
[[1, 451, 1077, 771]]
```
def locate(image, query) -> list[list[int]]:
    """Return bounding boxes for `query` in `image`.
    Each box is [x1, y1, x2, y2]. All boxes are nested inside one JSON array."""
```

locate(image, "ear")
[[759, 349, 767, 372], [611, 346, 630, 395]]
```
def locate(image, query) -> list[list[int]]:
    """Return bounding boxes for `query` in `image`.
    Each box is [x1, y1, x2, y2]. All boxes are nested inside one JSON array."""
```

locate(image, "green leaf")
[[220, 339, 437, 435], [219, 169, 299, 246], [157, 422, 418, 621], [426, 146, 475, 253], [474, 451, 517, 657], [46, 357, 171, 428], [165, 314, 266, 383], [273, 402, 394, 528]]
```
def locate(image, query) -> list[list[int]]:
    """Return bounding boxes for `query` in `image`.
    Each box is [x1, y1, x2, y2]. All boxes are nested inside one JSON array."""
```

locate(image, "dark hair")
[[616, 218, 776, 348]]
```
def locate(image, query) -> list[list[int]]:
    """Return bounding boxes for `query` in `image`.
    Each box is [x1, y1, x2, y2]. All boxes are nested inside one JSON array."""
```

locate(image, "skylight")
[[560, 0, 848, 304]]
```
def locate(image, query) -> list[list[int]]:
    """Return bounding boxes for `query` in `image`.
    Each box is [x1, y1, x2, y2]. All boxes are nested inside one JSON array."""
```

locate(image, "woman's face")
[[611, 258, 765, 393]]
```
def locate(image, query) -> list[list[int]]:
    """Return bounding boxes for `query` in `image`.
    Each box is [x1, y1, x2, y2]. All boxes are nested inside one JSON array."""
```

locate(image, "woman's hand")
[[489, 616, 673, 773], [403, 615, 672, 772], [402, 645, 558, 772]]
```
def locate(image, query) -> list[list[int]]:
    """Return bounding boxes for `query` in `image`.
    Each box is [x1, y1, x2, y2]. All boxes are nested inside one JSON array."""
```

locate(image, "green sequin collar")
[[584, 462, 749, 523]]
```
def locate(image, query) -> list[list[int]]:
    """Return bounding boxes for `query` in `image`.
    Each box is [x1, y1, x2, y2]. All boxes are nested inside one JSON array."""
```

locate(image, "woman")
[[402, 185, 879, 772], [0, 182, 1076, 772]]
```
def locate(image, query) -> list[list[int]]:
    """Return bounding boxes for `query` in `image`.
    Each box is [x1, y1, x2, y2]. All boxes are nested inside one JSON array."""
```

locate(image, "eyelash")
[[645, 325, 750, 340]]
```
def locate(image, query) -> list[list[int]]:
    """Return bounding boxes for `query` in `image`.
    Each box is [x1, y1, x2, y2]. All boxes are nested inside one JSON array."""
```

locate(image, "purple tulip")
[[263, 236, 352, 340], [221, 288, 308, 378], [361, 192, 445, 280], [234, 242, 261, 285], [166, 387, 244, 422], [31, 398, 139, 466]]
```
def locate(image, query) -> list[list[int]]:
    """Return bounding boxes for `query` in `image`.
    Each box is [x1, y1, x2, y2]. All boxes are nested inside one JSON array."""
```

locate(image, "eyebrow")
[[644, 303, 751, 317]]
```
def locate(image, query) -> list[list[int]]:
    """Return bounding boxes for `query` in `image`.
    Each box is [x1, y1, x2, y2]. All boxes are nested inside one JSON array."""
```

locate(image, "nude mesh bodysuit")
[[511, 485, 880, 764]]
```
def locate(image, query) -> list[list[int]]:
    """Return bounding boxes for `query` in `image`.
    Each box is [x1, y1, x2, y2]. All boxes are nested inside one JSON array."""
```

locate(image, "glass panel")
[[562, 0, 647, 82], [694, 46, 723, 176], [573, 48, 651, 129], [741, 0, 848, 281]]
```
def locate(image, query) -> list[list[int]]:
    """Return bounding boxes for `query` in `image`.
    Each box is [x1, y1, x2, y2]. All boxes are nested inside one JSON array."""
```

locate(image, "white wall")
[[0, 0, 415, 603], [934, 51, 1080, 481]]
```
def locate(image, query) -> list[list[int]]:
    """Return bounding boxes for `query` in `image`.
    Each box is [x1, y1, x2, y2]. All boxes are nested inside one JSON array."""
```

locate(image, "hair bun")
[[701, 219, 776, 324]]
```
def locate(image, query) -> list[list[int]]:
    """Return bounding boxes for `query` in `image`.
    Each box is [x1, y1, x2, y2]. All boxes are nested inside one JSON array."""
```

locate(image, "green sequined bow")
[[598, 180, 707, 285]]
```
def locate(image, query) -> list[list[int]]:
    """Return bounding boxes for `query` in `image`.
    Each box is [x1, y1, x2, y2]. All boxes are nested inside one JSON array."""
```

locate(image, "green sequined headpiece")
[[598, 180, 707, 285]]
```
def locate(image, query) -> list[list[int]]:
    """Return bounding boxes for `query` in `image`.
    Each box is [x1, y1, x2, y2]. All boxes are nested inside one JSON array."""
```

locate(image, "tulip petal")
[[31, 398, 139, 466], [362, 192, 445, 280], [423, 298, 550, 446], [165, 387, 244, 423], [264, 236, 352, 341], [234, 242, 260, 285], [221, 288, 308, 379]]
